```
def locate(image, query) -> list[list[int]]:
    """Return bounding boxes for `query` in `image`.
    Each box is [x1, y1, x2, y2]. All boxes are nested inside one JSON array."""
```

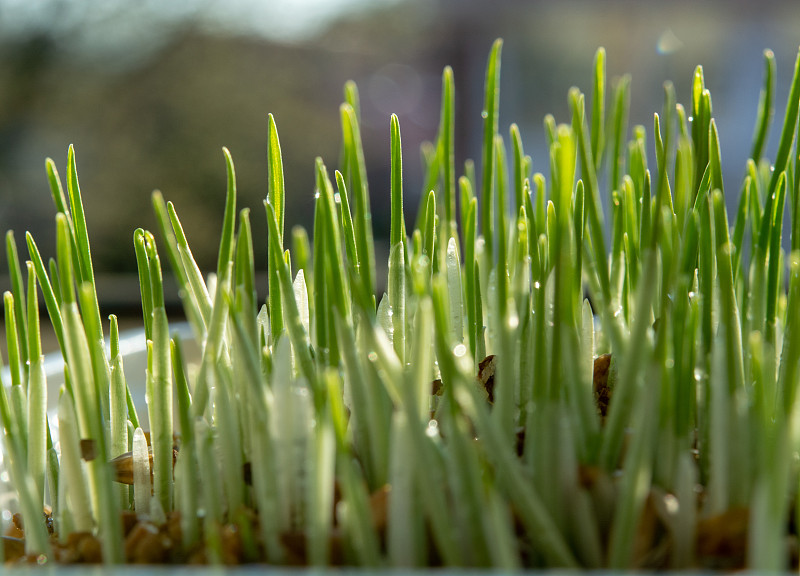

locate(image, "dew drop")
[[314, 191, 321, 199], [2, 510, 11, 522], [368, 351, 378, 363], [334, 192, 342, 204], [0, 471, 9, 483], [663, 494, 679, 515], [453, 343, 467, 357], [37, 555, 48, 565], [426, 419, 439, 438], [481, 110, 488, 119]]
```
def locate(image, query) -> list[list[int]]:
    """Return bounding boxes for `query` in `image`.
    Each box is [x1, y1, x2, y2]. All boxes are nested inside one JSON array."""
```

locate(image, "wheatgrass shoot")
[[3, 38, 800, 569]]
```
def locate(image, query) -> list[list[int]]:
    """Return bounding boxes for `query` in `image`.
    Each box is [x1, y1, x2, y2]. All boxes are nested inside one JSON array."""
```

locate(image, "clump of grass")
[[1, 39, 800, 569]]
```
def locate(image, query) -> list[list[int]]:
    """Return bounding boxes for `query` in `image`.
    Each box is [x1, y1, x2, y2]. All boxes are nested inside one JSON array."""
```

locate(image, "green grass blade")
[[143, 234, 174, 515], [6, 232, 28, 367], [133, 229, 154, 341], [341, 103, 376, 301], [416, 140, 438, 235], [445, 358, 578, 567], [235, 208, 257, 337], [25, 263, 46, 508], [267, 118, 286, 340], [388, 242, 406, 365], [651, 83, 675, 248], [712, 189, 745, 393], [59, 215, 122, 560], [334, 311, 387, 488], [510, 123, 525, 215], [464, 194, 477, 360], [171, 337, 200, 548], [217, 147, 238, 280], [708, 119, 724, 196], [26, 233, 65, 356], [610, 74, 631, 194], [334, 170, 359, 275], [108, 315, 129, 507], [751, 50, 776, 162], [292, 225, 313, 293], [57, 392, 93, 533], [213, 360, 244, 514], [267, 115, 285, 241], [494, 134, 509, 325], [152, 191, 205, 340], [481, 39, 502, 268], [440, 66, 456, 234], [312, 194, 329, 357], [387, 412, 425, 566], [26, 259, 42, 362], [4, 293, 25, 404], [167, 201, 212, 327], [390, 114, 405, 248], [266, 202, 318, 401], [446, 237, 464, 345], [190, 261, 232, 419], [768, 47, 800, 197], [572, 88, 618, 350], [592, 47, 606, 171], [194, 420, 223, 563], [691, 67, 711, 195], [317, 158, 352, 321], [66, 145, 103, 341], [423, 189, 436, 264], [778, 253, 800, 412], [731, 177, 751, 283], [765, 172, 787, 348], [607, 367, 659, 568], [226, 292, 284, 561], [307, 409, 336, 566], [793, 102, 800, 252], [45, 157, 68, 216]]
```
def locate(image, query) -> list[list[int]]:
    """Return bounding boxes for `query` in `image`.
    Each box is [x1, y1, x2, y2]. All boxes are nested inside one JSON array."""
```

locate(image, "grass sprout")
[[1, 39, 800, 569]]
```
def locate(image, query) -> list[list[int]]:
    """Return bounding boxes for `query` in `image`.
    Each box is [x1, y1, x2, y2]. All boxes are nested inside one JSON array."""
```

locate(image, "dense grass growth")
[[2, 39, 800, 568]]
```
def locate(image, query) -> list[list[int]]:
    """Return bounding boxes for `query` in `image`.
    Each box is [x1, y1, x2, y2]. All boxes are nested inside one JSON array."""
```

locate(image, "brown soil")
[[4, 486, 392, 565]]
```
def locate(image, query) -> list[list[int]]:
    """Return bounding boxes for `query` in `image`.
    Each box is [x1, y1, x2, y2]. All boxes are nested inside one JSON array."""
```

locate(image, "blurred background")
[[1, 0, 799, 350]]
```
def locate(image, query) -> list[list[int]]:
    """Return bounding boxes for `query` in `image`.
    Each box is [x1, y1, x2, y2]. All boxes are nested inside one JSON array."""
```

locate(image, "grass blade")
[[751, 50, 776, 162], [481, 39, 502, 268]]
